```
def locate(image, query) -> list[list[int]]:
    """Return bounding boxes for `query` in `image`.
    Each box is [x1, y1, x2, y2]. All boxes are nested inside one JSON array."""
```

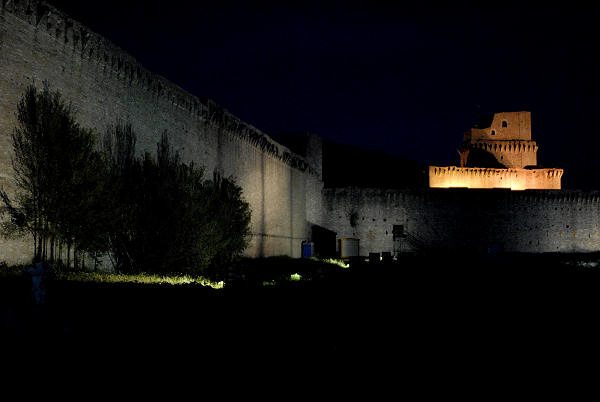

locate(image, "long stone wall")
[[0, 0, 323, 264], [324, 188, 600, 256], [3, 0, 599, 266]]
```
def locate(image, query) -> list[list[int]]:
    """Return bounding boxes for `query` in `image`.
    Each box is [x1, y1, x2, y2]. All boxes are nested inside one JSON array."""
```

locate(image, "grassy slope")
[[2, 253, 600, 363]]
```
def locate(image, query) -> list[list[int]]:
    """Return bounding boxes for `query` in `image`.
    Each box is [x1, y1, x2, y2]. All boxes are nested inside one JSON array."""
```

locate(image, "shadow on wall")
[[311, 224, 337, 258], [463, 148, 506, 168]]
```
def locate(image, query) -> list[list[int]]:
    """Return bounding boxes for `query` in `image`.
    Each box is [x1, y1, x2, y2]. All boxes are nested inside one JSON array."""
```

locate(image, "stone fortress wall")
[[0, 0, 324, 264], [1, 0, 599, 264], [324, 188, 600, 256]]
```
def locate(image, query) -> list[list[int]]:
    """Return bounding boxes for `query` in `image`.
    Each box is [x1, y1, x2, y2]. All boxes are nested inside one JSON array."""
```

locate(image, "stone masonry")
[[1, 0, 599, 264], [0, 0, 324, 264]]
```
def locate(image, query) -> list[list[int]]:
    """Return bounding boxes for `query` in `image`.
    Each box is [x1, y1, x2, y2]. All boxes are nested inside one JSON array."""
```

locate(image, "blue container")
[[301, 242, 313, 258]]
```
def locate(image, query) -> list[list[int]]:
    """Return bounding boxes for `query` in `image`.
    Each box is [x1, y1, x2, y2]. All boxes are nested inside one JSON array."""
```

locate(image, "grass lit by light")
[[290, 273, 302, 281], [53, 270, 225, 289], [319, 258, 349, 269]]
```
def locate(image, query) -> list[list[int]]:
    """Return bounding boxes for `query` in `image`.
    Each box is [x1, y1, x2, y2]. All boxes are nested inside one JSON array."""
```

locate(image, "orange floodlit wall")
[[466, 111, 532, 142], [429, 166, 563, 190]]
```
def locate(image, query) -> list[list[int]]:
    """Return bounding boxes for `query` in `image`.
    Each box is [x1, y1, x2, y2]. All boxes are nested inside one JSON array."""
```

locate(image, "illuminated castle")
[[3, 2, 598, 263], [429, 112, 563, 190]]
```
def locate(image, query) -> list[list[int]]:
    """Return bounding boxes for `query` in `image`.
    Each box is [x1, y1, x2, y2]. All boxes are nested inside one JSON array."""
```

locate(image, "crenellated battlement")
[[470, 140, 538, 154], [430, 166, 562, 178], [429, 166, 563, 190], [0, 0, 316, 174], [324, 187, 600, 255], [324, 187, 600, 208]]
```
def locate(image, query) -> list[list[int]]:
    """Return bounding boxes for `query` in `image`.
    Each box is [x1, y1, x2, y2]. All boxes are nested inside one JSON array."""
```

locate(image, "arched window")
[[491, 130, 496, 135], [502, 121, 508, 128]]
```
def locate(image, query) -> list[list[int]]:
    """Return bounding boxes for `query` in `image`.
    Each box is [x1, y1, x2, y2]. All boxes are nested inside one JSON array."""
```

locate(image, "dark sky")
[[51, 0, 600, 189]]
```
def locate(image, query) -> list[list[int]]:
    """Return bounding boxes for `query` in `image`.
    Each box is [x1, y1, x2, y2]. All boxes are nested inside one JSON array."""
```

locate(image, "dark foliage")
[[0, 83, 107, 266], [103, 123, 251, 277], [2, 85, 251, 274]]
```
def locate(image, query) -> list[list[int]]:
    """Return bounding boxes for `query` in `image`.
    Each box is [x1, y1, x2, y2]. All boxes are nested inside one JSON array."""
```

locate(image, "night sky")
[[51, 1, 600, 189]]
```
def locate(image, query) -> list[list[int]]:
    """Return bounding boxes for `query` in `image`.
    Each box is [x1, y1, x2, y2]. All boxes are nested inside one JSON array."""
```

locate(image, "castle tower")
[[458, 112, 538, 169], [429, 112, 563, 190]]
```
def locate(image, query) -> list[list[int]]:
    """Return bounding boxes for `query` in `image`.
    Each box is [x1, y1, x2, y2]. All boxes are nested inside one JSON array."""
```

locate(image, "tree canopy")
[[0, 83, 107, 266], [103, 124, 251, 277]]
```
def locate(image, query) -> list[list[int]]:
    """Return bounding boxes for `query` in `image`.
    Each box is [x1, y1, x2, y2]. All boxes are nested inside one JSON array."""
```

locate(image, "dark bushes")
[[102, 123, 251, 277]]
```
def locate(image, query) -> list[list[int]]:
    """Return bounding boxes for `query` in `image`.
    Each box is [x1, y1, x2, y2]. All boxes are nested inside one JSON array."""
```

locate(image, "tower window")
[[491, 130, 496, 135], [502, 121, 508, 128]]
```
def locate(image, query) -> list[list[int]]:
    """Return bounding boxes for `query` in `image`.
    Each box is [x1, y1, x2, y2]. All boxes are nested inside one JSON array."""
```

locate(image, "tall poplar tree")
[[0, 83, 107, 265]]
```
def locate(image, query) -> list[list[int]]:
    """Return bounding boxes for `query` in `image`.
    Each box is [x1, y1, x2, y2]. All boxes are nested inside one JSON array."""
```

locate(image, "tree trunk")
[[73, 246, 78, 270], [37, 236, 42, 262], [50, 235, 54, 263], [67, 243, 71, 268]]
